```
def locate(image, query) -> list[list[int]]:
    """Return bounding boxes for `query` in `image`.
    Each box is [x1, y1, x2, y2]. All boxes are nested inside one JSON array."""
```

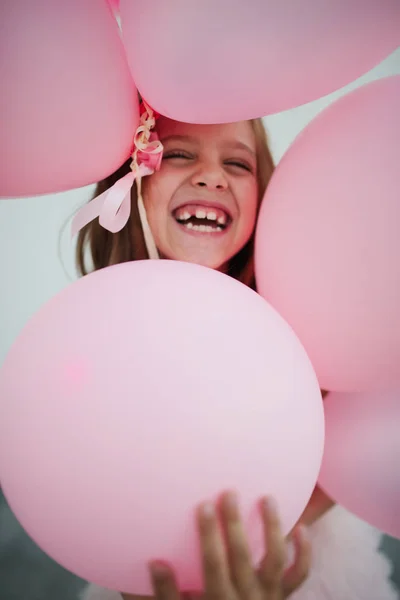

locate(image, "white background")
[[1, 47, 399, 365]]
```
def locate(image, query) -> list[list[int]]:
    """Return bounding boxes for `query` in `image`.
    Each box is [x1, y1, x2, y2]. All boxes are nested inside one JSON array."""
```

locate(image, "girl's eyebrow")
[[160, 134, 198, 145], [161, 135, 256, 157], [222, 140, 256, 158]]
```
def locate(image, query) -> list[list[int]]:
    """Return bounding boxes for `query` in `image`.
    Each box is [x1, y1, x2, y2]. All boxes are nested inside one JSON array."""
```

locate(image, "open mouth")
[[173, 204, 231, 233]]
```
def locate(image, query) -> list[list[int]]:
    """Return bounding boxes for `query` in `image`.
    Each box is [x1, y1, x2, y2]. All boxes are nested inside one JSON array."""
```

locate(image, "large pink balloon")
[[108, 0, 120, 16], [318, 390, 400, 539], [0, 261, 324, 595], [120, 0, 400, 123], [255, 76, 400, 393], [0, 0, 137, 197]]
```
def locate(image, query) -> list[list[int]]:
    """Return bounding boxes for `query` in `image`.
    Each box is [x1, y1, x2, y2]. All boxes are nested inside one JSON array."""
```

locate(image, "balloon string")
[[136, 175, 159, 260]]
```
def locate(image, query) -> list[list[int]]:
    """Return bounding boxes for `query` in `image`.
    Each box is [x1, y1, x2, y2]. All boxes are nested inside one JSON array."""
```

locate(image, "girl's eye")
[[225, 160, 253, 173], [163, 151, 193, 160]]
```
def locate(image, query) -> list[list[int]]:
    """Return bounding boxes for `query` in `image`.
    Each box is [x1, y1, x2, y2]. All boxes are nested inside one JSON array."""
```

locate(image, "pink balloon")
[[0, 261, 324, 595], [119, 0, 400, 123], [108, 0, 120, 15], [318, 390, 400, 539], [255, 76, 400, 393], [0, 0, 137, 197]]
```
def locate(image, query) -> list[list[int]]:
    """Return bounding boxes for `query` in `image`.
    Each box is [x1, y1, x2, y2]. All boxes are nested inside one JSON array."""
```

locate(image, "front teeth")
[[175, 207, 228, 232], [177, 209, 226, 224], [193, 209, 219, 222]]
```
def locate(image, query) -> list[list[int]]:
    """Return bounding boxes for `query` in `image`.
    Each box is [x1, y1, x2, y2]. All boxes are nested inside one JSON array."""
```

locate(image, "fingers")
[[149, 493, 256, 600], [197, 500, 230, 599], [148, 494, 310, 600], [282, 526, 311, 597], [219, 491, 257, 596], [258, 497, 287, 592], [149, 561, 181, 600]]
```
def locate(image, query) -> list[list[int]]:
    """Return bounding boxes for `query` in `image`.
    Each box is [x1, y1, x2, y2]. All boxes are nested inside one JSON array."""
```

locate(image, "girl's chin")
[[160, 249, 229, 271], [157, 225, 247, 270]]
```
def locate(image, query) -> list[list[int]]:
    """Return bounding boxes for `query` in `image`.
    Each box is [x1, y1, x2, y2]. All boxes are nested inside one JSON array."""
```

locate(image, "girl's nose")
[[191, 165, 228, 191]]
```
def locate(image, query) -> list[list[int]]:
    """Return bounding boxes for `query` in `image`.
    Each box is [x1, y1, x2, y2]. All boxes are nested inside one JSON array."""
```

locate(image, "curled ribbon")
[[71, 101, 163, 260]]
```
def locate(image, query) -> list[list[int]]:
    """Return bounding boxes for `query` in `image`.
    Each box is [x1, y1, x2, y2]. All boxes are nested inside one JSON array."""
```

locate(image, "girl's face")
[[143, 118, 259, 270]]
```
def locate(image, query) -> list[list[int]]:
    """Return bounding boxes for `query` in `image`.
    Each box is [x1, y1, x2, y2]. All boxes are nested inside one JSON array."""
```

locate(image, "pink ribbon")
[[71, 101, 163, 239], [71, 166, 151, 238]]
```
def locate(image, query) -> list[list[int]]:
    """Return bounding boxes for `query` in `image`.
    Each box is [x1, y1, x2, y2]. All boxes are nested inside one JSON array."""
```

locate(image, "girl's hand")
[[123, 491, 310, 600]]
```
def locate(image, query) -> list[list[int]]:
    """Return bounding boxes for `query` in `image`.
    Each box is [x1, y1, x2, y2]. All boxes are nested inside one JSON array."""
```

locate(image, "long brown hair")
[[75, 118, 274, 289]]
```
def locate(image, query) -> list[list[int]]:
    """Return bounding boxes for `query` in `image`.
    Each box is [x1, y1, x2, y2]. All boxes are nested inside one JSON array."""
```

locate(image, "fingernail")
[[149, 561, 170, 578], [200, 501, 215, 518], [225, 490, 238, 511], [265, 496, 278, 515]]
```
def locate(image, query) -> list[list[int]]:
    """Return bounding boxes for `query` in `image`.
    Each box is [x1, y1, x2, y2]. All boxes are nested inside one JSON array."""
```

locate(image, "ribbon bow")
[[71, 101, 163, 259]]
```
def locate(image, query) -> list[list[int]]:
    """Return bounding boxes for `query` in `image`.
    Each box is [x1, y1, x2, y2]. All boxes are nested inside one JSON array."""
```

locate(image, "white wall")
[[0, 186, 91, 363], [1, 47, 399, 364]]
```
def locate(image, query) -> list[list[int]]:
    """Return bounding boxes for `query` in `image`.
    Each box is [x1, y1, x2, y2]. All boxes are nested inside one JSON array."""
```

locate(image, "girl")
[[75, 106, 397, 600]]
